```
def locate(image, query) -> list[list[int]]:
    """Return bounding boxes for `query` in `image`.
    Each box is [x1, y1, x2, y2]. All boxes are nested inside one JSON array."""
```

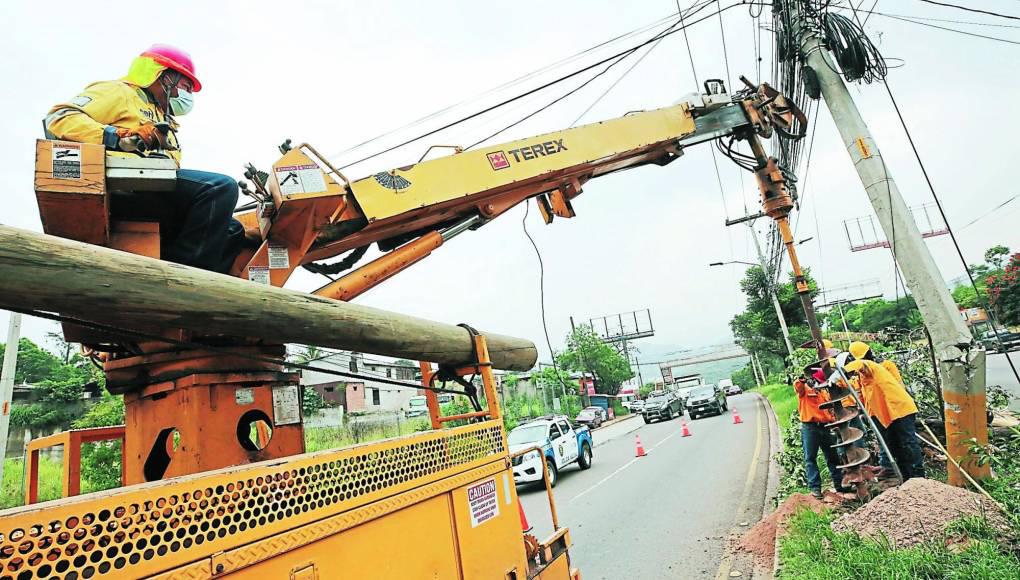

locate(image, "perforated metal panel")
[[0, 422, 505, 579]]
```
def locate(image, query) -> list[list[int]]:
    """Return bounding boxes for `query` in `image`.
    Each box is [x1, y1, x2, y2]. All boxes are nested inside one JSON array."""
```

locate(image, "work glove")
[[116, 124, 171, 152]]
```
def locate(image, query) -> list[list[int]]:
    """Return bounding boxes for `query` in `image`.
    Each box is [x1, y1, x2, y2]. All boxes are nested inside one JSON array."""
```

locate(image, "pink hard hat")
[[142, 44, 202, 91]]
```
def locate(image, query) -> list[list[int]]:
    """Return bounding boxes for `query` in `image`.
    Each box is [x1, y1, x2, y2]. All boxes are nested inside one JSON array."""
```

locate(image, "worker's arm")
[[45, 82, 130, 149], [793, 379, 807, 397]]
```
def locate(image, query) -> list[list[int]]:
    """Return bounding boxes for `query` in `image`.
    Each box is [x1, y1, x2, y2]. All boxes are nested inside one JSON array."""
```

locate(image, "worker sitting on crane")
[[844, 343, 925, 481], [44, 44, 245, 274], [795, 369, 849, 498]]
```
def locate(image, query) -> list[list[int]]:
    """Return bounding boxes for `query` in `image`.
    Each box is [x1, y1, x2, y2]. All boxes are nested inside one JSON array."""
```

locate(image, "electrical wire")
[[519, 203, 572, 394], [959, 194, 1019, 230], [333, 0, 741, 172], [913, 0, 1020, 22], [874, 13, 1020, 45], [325, 11, 681, 162], [844, 3, 1020, 381]]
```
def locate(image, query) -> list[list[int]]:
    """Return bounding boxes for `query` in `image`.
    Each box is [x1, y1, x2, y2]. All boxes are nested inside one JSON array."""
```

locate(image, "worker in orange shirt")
[[795, 369, 848, 498], [844, 349, 924, 480]]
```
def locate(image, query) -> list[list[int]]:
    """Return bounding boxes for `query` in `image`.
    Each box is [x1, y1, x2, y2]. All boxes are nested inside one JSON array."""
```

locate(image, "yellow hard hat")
[[848, 342, 870, 360], [844, 359, 865, 373]]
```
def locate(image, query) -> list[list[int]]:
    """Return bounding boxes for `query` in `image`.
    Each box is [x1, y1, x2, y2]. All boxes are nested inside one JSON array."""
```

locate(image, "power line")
[[568, 23, 672, 127], [325, 11, 680, 162], [520, 202, 571, 395], [875, 12, 1020, 44], [960, 194, 1019, 230], [914, 0, 1020, 22], [334, 0, 739, 171]]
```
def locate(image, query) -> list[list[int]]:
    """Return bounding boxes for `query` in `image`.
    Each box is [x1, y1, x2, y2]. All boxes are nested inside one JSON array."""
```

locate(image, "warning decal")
[[467, 478, 500, 527], [272, 384, 301, 425], [248, 267, 270, 285], [268, 245, 290, 269], [52, 143, 82, 179], [274, 164, 327, 195]]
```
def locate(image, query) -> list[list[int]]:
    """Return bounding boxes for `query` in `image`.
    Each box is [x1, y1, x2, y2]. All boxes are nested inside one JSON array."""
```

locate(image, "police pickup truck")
[[508, 415, 594, 486]]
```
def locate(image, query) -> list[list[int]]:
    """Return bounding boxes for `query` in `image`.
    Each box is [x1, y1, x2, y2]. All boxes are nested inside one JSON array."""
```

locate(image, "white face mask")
[[170, 89, 194, 116]]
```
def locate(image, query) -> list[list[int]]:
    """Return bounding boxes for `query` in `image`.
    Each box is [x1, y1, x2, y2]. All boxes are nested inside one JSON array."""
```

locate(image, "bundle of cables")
[[820, 11, 887, 84]]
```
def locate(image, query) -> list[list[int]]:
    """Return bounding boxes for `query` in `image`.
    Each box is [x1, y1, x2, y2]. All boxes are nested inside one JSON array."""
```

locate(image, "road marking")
[[567, 426, 680, 504], [650, 430, 679, 450], [715, 401, 765, 580], [569, 458, 639, 503]]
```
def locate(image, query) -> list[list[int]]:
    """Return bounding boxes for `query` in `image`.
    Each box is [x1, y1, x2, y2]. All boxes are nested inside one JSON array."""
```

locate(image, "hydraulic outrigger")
[[0, 76, 808, 578]]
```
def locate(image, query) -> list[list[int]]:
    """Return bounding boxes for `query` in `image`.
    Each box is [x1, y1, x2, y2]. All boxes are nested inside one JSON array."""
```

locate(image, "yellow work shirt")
[[852, 359, 918, 428], [45, 80, 181, 164], [881, 359, 903, 384]]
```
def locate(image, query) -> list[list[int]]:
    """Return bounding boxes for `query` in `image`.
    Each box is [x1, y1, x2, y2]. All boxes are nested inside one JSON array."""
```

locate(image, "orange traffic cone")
[[681, 420, 691, 437], [635, 434, 647, 457], [732, 408, 743, 424], [517, 498, 532, 533]]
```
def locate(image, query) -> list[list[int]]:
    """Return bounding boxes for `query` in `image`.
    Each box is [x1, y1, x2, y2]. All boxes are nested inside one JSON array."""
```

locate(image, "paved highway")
[[518, 393, 771, 580], [987, 351, 1020, 412]]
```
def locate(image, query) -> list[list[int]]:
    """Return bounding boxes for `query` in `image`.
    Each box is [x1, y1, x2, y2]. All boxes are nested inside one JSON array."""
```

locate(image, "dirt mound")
[[738, 493, 825, 567], [832, 478, 1010, 548]]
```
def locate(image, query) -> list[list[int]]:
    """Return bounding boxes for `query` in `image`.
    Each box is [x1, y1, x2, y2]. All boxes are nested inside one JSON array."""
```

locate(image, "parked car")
[[508, 415, 594, 486], [978, 329, 1020, 353], [686, 384, 728, 419], [676, 386, 698, 407], [575, 407, 604, 428], [630, 399, 646, 414], [724, 384, 743, 396], [642, 390, 683, 423]]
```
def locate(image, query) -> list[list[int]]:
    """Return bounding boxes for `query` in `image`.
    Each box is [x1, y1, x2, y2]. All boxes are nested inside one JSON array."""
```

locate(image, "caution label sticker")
[[272, 385, 301, 425], [248, 267, 270, 285], [268, 245, 290, 269], [274, 164, 327, 195], [234, 388, 254, 405], [52, 143, 82, 179], [467, 478, 500, 527]]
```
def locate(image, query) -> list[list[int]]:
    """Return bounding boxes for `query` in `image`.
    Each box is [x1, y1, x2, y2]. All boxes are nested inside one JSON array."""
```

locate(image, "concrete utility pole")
[[0, 313, 23, 483], [749, 223, 796, 357], [787, 1, 987, 485]]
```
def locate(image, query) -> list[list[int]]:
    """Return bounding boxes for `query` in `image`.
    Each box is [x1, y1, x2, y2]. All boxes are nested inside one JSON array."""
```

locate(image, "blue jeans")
[[801, 421, 842, 491], [876, 414, 925, 480], [163, 170, 245, 273]]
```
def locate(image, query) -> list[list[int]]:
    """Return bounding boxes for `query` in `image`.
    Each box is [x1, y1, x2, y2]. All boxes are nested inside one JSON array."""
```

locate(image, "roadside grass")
[[756, 383, 797, 434], [779, 508, 1020, 579], [304, 419, 431, 452], [1, 457, 64, 509]]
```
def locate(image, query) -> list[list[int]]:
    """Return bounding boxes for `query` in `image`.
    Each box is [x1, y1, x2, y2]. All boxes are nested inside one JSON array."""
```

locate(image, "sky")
[[1, 0, 1019, 371]]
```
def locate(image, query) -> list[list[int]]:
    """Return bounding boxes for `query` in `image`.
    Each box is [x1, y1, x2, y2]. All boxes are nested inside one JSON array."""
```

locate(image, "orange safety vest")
[[794, 379, 834, 424]]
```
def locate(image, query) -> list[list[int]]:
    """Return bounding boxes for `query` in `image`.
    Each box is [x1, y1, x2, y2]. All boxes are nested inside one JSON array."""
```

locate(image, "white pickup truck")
[[507, 415, 594, 486]]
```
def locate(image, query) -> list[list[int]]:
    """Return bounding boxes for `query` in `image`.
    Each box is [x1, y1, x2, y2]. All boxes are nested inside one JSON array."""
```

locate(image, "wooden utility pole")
[[0, 225, 537, 372], [785, 0, 987, 484], [0, 313, 21, 483]]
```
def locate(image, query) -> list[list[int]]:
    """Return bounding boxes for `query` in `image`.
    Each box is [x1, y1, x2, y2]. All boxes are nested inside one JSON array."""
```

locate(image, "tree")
[[638, 382, 656, 399], [555, 326, 633, 394], [988, 252, 1020, 325], [730, 267, 818, 366], [985, 245, 1011, 271], [1, 338, 98, 429], [952, 285, 980, 309], [834, 297, 923, 332]]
